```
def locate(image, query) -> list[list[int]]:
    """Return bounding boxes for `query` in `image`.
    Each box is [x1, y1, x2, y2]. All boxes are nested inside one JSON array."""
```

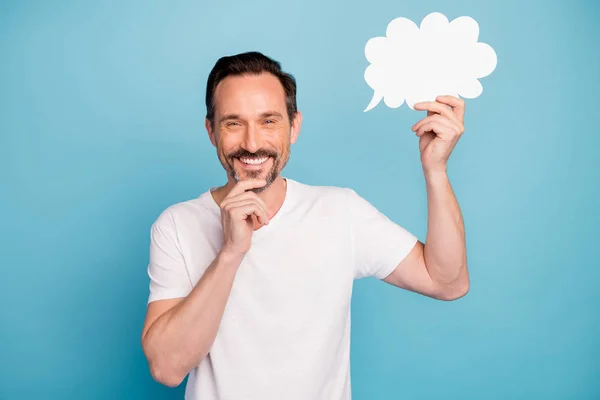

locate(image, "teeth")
[[240, 157, 268, 165]]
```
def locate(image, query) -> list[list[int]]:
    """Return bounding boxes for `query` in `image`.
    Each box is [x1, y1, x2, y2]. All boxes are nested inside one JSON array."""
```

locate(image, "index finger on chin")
[[228, 179, 268, 197]]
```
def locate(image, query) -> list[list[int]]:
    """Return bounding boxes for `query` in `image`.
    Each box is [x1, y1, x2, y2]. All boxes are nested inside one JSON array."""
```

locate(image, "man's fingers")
[[415, 119, 458, 138], [413, 96, 465, 124], [223, 199, 269, 225], [412, 114, 441, 133], [220, 181, 270, 227], [413, 101, 457, 122], [231, 202, 270, 225], [412, 114, 460, 136], [434, 95, 465, 122], [221, 191, 268, 215], [412, 101, 463, 129], [241, 203, 269, 226], [226, 179, 267, 198]]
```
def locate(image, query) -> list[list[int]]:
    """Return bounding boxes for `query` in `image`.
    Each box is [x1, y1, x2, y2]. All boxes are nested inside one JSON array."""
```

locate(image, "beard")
[[219, 145, 290, 193]]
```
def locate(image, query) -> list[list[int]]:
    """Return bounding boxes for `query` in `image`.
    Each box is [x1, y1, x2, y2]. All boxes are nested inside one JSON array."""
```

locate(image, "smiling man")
[[141, 51, 470, 400]]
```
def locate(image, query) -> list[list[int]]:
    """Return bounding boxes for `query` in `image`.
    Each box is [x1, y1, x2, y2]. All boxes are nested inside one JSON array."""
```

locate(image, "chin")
[[233, 170, 266, 181], [232, 168, 279, 191]]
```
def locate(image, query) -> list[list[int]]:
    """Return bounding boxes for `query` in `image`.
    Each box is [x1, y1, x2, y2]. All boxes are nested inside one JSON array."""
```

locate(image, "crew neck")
[[205, 177, 295, 238]]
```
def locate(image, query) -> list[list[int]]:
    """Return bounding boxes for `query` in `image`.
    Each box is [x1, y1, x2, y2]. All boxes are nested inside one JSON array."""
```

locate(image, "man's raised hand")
[[219, 179, 269, 257]]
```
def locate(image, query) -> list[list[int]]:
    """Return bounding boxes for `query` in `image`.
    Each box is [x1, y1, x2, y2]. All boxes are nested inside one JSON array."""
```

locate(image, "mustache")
[[227, 149, 279, 160]]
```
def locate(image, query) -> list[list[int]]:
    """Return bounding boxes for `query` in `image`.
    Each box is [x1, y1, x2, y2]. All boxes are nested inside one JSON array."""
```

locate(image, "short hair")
[[205, 51, 298, 127]]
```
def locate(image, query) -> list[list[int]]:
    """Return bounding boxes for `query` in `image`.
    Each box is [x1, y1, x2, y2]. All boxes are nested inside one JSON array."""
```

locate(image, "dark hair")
[[205, 51, 298, 127]]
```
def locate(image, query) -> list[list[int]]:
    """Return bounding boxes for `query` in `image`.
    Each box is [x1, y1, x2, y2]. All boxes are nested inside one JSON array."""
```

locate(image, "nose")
[[241, 124, 262, 153]]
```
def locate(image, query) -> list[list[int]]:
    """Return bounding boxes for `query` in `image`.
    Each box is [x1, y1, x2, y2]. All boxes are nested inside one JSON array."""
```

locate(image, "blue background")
[[2, 0, 599, 399]]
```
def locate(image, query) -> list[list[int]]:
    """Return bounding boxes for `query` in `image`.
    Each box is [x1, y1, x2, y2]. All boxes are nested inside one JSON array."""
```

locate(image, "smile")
[[239, 157, 269, 166]]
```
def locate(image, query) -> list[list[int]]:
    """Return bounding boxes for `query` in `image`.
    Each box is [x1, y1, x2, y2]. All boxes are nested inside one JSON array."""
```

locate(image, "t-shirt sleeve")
[[147, 209, 193, 303], [347, 188, 419, 280]]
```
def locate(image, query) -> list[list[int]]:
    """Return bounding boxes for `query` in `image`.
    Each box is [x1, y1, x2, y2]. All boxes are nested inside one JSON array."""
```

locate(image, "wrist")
[[423, 166, 448, 180], [217, 248, 246, 267]]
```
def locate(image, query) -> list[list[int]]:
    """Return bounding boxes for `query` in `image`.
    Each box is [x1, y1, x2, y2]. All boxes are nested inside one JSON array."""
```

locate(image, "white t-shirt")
[[147, 177, 418, 400]]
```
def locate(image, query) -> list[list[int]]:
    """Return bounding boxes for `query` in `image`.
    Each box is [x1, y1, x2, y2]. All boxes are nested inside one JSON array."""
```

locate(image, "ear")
[[290, 111, 303, 145], [205, 118, 217, 147]]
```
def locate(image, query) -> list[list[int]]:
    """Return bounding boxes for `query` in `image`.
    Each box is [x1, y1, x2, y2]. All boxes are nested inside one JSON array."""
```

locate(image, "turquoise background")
[[2, 0, 599, 399]]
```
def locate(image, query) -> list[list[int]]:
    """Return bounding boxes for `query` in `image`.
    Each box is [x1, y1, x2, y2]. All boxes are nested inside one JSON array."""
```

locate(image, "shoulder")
[[290, 179, 388, 221], [289, 178, 355, 202], [151, 191, 219, 232], [287, 178, 368, 216]]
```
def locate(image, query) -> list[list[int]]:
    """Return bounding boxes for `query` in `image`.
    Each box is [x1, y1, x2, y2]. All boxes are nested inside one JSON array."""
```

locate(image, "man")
[[141, 51, 469, 399]]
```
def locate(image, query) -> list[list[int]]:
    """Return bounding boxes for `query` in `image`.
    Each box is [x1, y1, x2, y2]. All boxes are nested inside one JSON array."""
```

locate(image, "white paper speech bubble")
[[364, 12, 497, 111]]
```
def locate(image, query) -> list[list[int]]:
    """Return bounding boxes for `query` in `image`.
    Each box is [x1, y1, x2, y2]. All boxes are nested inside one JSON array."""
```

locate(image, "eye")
[[264, 119, 274, 124], [226, 121, 240, 127]]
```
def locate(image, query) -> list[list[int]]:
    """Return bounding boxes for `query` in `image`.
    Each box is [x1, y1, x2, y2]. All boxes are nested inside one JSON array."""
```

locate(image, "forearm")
[[143, 251, 244, 383], [423, 169, 468, 285]]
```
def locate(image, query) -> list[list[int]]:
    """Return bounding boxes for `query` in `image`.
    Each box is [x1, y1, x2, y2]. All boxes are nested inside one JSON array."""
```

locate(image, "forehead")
[[213, 73, 287, 118]]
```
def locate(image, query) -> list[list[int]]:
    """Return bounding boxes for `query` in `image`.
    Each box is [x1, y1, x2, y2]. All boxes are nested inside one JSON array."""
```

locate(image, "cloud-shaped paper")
[[364, 12, 497, 111]]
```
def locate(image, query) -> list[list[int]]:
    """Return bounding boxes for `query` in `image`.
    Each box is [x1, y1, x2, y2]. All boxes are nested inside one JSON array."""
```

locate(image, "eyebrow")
[[219, 111, 284, 123], [258, 111, 284, 119], [219, 114, 241, 123]]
